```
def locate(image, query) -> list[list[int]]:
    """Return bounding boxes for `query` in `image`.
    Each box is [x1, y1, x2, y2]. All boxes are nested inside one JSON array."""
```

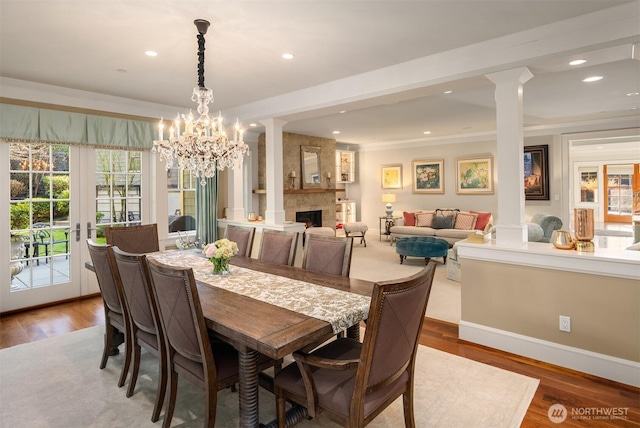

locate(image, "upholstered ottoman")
[[395, 236, 448, 264], [343, 222, 368, 246]]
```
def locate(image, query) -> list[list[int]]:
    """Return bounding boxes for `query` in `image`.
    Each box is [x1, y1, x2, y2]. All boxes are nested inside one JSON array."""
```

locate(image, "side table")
[[379, 216, 401, 241]]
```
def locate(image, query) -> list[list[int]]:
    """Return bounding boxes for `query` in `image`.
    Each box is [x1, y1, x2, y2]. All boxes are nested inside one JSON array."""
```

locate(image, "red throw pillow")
[[403, 211, 416, 226], [471, 211, 492, 231]]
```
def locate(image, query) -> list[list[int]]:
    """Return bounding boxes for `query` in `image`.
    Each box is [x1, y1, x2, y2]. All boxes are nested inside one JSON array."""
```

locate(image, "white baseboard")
[[459, 321, 640, 388]]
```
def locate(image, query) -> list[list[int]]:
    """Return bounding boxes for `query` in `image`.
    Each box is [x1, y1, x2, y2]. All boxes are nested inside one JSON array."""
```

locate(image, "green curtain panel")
[[196, 175, 219, 247], [0, 103, 155, 150]]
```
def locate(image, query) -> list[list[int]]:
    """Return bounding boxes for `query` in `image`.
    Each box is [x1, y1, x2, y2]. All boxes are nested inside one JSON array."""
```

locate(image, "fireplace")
[[296, 210, 322, 228]]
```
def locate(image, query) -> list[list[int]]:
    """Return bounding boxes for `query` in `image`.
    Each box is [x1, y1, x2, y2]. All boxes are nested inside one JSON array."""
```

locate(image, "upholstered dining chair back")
[[85, 239, 132, 388], [258, 229, 299, 266], [145, 257, 241, 428], [225, 224, 256, 258], [112, 247, 167, 422], [273, 261, 436, 428], [302, 235, 353, 277], [105, 223, 159, 254]]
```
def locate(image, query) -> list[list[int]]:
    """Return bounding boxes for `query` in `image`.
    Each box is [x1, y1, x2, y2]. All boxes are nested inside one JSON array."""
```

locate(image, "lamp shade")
[[382, 193, 396, 217], [381, 193, 396, 203]]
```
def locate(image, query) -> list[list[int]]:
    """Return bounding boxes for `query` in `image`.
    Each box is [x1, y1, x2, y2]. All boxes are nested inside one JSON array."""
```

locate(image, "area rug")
[[0, 326, 538, 427]]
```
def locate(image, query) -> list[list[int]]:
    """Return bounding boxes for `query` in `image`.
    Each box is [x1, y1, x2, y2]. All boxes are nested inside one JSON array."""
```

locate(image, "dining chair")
[[273, 261, 437, 428], [145, 257, 276, 428], [258, 229, 299, 267], [105, 223, 160, 254], [225, 224, 256, 258], [111, 247, 167, 423], [302, 235, 353, 277], [86, 239, 132, 388]]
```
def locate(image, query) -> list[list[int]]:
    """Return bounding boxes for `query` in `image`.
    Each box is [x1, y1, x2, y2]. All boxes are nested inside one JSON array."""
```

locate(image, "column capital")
[[485, 67, 534, 86]]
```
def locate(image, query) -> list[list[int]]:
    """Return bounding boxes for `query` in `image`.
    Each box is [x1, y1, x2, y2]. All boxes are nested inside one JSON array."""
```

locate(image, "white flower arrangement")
[[203, 238, 238, 274]]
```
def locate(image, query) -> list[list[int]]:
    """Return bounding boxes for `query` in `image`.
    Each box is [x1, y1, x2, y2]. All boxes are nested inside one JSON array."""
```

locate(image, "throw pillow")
[[471, 211, 492, 231], [403, 211, 416, 227], [454, 212, 478, 230], [415, 212, 434, 227], [432, 215, 454, 229]]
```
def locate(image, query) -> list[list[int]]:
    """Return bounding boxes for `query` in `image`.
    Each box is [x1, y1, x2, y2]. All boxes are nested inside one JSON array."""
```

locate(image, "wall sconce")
[[381, 193, 396, 217], [289, 170, 297, 189], [326, 171, 332, 187]]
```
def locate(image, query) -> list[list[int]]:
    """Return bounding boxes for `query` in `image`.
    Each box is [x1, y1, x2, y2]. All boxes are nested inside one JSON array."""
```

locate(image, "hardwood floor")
[[1, 296, 638, 427]]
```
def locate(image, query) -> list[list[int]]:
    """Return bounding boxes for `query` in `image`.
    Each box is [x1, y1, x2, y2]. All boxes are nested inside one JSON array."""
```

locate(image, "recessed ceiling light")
[[423, 131, 431, 135], [626, 92, 640, 96], [282, 53, 295, 60], [144, 50, 158, 57], [443, 90, 453, 94], [339, 110, 346, 114], [249, 123, 257, 127], [332, 131, 340, 134], [569, 59, 587, 66], [597, 146, 604, 149], [582, 76, 603, 83]]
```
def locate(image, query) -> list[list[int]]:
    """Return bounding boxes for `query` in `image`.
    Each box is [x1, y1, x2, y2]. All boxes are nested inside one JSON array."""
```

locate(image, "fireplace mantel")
[[253, 189, 338, 194]]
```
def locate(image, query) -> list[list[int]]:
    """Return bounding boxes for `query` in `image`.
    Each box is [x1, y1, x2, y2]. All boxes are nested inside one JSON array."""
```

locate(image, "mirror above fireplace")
[[301, 146, 322, 189]]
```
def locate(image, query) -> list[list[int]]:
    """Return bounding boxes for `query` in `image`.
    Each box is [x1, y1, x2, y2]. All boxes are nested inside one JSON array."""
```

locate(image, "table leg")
[[346, 324, 361, 341], [238, 347, 259, 428]]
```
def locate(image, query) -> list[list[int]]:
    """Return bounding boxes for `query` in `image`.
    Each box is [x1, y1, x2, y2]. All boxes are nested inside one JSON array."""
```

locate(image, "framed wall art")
[[524, 145, 549, 200], [456, 156, 493, 194], [412, 159, 444, 194], [381, 164, 402, 189]]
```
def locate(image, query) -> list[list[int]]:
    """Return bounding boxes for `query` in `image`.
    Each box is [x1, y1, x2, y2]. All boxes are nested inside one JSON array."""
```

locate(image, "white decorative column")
[[226, 165, 246, 220], [260, 118, 288, 225], [485, 67, 534, 246]]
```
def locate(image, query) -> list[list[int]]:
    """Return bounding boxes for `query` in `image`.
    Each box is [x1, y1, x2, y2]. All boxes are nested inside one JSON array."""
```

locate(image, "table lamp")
[[382, 193, 396, 217]]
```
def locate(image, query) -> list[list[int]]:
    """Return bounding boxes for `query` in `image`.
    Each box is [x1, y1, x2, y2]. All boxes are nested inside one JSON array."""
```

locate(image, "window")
[[167, 165, 196, 233]]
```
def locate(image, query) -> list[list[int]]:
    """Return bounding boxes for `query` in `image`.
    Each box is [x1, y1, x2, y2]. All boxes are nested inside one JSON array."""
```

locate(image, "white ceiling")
[[1, 1, 639, 147]]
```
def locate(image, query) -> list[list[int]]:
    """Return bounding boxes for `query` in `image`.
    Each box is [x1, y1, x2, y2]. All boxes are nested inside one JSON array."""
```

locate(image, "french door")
[[2, 143, 150, 312]]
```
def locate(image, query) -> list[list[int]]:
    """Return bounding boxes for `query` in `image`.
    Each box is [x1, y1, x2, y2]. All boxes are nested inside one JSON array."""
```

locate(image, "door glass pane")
[[607, 169, 633, 216], [9, 144, 71, 290], [95, 149, 143, 243]]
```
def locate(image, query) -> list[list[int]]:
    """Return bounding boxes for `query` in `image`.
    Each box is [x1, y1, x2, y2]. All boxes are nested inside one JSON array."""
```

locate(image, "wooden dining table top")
[[149, 251, 375, 360]]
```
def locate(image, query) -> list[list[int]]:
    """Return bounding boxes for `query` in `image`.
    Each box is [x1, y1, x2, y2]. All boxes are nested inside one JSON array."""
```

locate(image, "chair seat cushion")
[[343, 222, 368, 234], [274, 338, 408, 419]]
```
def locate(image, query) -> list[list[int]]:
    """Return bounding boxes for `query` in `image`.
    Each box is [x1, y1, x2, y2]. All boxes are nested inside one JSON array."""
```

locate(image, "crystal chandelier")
[[153, 19, 249, 186]]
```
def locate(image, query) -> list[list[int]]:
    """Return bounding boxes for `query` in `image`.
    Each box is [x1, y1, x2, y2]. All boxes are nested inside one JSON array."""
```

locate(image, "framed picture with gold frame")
[[456, 156, 493, 194], [381, 164, 402, 189]]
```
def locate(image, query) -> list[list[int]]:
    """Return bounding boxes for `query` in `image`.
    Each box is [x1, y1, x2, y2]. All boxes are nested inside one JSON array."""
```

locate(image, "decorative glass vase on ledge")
[[203, 238, 238, 275]]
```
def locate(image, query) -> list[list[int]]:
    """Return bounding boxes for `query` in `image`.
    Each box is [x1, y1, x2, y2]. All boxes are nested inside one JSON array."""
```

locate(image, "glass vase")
[[212, 258, 230, 275]]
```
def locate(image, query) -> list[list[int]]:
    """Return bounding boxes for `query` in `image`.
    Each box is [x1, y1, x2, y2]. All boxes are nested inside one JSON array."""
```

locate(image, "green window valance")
[[0, 103, 154, 150]]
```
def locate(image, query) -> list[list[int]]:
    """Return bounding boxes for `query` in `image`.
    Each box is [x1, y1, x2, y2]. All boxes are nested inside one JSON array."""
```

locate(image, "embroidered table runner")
[[149, 251, 371, 334]]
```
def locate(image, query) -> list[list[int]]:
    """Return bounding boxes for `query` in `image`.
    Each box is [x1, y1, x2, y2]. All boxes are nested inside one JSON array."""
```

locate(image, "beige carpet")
[[0, 326, 538, 428], [346, 234, 461, 324]]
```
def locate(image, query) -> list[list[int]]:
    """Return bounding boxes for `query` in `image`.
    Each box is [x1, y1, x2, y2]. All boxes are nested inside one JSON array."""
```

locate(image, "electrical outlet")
[[559, 315, 571, 332]]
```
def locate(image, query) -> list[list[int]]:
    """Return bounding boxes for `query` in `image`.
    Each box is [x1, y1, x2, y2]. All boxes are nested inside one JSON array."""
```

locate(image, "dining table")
[[147, 249, 374, 428]]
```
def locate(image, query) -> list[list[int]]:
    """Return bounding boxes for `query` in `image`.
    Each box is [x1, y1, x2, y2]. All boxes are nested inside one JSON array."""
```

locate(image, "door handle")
[[87, 222, 92, 240], [75, 222, 81, 242]]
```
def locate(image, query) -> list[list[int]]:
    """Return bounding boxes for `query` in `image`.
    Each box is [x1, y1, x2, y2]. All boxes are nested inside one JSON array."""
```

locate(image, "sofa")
[[389, 209, 493, 246]]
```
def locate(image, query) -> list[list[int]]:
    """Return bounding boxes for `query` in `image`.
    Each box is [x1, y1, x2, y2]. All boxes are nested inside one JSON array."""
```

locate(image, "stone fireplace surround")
[[258, 132, 338, 228]]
